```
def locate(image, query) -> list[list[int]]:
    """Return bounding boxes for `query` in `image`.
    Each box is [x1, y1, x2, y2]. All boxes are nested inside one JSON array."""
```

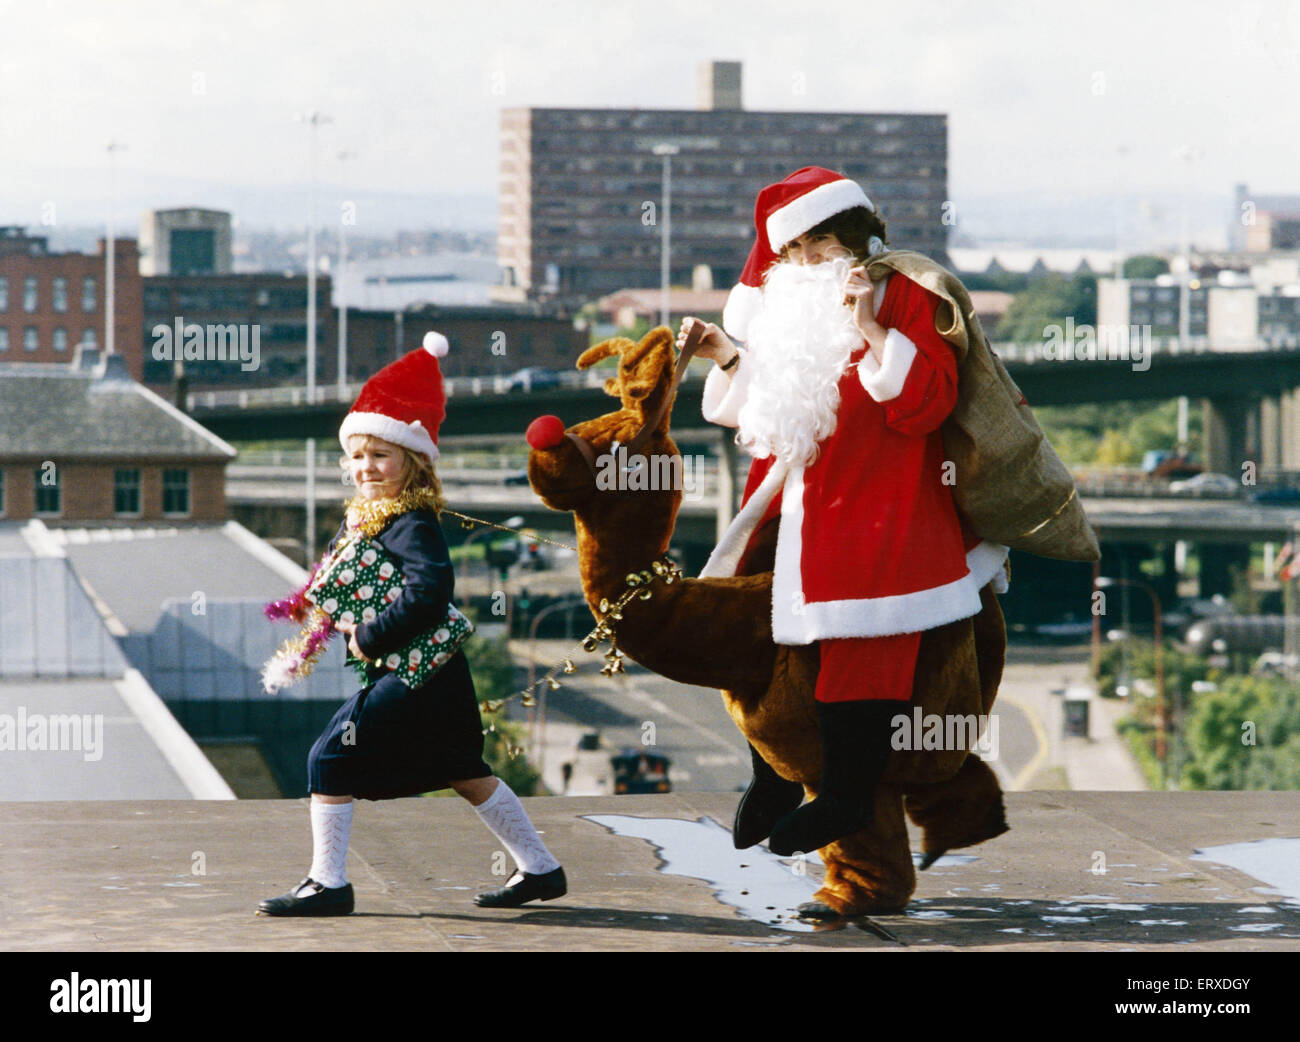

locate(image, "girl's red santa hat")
[[339, 331, 449, 460], [723, 166, 875, 342]]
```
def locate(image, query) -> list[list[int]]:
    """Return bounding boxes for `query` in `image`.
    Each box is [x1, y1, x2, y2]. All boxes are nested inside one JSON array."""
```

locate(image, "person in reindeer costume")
[[679, 166, 1013, 857]]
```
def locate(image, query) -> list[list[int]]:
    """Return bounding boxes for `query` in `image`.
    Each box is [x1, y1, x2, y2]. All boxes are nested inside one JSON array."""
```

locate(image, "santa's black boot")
[[767, 700, 901, 857], [733, 744, 806, 849]]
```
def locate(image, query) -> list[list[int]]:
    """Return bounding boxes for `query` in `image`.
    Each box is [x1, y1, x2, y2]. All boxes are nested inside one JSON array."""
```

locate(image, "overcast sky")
[[3, 0, 1297, 234]]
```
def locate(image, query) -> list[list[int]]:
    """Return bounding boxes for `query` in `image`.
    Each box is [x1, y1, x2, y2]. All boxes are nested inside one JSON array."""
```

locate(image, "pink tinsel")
[[264, 559, 325, 623]]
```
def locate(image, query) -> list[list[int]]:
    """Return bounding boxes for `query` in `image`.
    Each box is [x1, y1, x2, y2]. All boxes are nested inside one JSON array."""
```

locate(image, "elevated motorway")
[[227, 469, 1300, 548], [189, 344, 1300, 450]]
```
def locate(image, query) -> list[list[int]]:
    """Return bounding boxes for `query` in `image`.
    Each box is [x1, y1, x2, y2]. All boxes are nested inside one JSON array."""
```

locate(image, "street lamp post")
[[1096, 575, 1166, 786], [336, 148, 357, 398], [527, 596, 590, 769], [104, 141, 126, 357], [296, 110, 332, 563], [652, 144, 679, 328]]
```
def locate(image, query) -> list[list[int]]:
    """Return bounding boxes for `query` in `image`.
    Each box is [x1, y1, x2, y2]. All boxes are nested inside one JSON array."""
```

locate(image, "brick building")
[[141, 273, 334, 389], [0, 347, 235, 524], [0, 227, 144, 381]]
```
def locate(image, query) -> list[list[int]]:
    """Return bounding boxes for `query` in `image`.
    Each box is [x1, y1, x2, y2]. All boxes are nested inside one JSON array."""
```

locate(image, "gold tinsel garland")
[[343, 486, 443, 539], [477, 555, 683, 758]]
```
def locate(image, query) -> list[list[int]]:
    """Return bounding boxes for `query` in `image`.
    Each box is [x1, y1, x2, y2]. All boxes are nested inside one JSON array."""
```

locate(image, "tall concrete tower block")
[[699, 61, 742, 111], [140, 208, 233, 276]]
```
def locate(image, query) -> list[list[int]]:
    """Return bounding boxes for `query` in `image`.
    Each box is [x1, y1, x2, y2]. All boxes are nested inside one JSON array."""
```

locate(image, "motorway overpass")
[[191, 344, 1300, 474]]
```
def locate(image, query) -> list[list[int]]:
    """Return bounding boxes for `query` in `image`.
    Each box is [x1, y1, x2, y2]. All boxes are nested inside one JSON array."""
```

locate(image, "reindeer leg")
[[800, 784, 915, 918], [905, 753, 1009, 870]]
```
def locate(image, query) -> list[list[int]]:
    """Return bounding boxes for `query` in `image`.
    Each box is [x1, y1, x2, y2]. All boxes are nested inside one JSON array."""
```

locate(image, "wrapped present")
[[304, 533, 474, 689]]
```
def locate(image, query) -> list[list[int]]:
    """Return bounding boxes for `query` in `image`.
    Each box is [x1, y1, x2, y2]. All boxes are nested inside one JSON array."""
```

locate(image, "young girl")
[[258, 332, 566, 916]]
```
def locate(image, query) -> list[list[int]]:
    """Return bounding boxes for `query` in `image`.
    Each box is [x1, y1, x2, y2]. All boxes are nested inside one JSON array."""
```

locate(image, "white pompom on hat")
[[723, 167, 876, 343], [338, 331, 449, 460]]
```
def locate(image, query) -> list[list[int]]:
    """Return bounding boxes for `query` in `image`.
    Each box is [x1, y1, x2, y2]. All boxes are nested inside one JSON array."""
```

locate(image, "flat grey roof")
[[56, 524, 300, 634]]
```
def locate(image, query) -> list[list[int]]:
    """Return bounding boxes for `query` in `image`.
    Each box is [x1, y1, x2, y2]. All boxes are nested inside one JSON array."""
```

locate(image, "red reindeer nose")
[[526, 414, 566, 450]]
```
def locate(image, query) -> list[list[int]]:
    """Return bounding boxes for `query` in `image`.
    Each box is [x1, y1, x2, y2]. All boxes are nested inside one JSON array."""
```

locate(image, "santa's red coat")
[[701, 272, 1009, 645]]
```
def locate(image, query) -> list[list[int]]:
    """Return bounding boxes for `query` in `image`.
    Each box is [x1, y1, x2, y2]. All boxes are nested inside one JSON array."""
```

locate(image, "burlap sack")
[[866, 250, 1100, 562]]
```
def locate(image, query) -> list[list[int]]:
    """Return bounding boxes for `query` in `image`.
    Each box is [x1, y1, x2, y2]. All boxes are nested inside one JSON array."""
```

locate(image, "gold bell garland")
[[444, 509, 684, 758]]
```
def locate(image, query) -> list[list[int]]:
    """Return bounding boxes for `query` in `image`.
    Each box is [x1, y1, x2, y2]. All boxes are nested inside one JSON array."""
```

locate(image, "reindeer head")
[[525, 326, 681, 516]]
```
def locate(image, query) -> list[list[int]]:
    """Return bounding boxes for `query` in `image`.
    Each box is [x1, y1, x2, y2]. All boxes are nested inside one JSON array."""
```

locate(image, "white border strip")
[[115, 668, 237, 800], [222, 520, 309, 586]]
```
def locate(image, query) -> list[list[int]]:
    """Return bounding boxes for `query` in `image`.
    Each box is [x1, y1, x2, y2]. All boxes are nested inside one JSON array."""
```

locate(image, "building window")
[[82, 277, 96, 312], [53, 276, 68, 312], [0, 276, 8, 310], [82, 328, 97, 347], [23, 327, 38, 352], [53, 328, 68, 352], [0, 328, 8, 353], [0, 470, 5, 517], [24, 277, 37, 312], [114, 468, 141, 515], [162, 469, 190, 515], [34, 466, 60, 515]]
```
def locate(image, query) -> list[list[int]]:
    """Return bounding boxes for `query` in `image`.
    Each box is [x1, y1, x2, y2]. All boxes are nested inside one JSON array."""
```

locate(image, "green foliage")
[[997, 273, 1097, 342], [1096, 638, 1210, 708], [1094, 429, 1138, 466], [1179, 675, 1300, 790], [958, 271, 1033, 294], [1122, 255, 1170, 279], [1035, 399, 1203, 467]]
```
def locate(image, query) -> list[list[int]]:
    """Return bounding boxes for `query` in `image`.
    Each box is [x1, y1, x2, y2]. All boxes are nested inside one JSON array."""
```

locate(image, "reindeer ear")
[[578, 337, 634, 399], [619, 327, 677, 430]]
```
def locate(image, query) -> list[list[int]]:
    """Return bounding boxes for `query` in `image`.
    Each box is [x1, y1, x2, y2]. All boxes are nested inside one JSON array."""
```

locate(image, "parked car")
[[611, 750, 672, 794], [505, 367, 562, 392], [1168, 472, 1241, 495]]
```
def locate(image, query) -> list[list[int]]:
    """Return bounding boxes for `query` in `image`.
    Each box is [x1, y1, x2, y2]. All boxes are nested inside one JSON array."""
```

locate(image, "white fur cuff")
[[858, 328, 917, 403], [701, 350, 753, 428]]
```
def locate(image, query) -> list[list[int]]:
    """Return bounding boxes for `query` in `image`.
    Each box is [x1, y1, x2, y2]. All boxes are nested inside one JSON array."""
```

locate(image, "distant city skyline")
[[4, 0, 1297, 249]]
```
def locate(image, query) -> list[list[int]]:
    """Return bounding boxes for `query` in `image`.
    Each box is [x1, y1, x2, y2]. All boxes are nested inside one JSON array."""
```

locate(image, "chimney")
[[698, 61, 742, 111], [73, 343, 101, 371], [96, 353, 134, 383]]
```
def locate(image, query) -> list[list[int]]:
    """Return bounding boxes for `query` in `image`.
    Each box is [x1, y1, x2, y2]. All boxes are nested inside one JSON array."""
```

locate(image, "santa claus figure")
[[678, 166, 1009, 857]]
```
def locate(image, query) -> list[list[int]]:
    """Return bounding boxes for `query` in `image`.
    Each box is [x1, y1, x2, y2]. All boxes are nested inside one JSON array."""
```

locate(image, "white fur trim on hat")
[[722, 282, 763, 343], [767, 179, 874, 251], [422, 331, 449, 357], [339, 411, 440, 460]]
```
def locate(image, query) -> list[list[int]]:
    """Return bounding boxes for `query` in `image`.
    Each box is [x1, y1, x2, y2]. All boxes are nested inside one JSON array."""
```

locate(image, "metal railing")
[[186, 362, 707, 411]]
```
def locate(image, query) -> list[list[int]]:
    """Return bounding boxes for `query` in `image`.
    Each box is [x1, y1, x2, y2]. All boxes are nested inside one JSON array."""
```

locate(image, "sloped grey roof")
[[0, 363, 236, 460]]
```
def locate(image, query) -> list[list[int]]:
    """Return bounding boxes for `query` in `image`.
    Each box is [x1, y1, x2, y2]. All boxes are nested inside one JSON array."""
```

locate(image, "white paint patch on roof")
[[1191, 838, 1300, 904], [584, 814, 821, 933]]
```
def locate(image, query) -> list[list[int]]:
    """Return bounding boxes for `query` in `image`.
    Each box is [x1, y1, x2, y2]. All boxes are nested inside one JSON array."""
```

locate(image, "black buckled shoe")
[[257, 877, 354, 917], [473, 866, 567, 908], [734, 744, 806, 849]]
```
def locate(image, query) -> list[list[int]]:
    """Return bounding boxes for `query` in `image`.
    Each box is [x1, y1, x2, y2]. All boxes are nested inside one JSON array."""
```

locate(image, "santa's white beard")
[[736, 257, 864, 468]]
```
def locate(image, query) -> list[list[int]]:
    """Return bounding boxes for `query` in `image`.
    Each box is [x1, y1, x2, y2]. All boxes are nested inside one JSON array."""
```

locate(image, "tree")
[[997, 273, 1098, 343], [1122, 255, 1170, 279]]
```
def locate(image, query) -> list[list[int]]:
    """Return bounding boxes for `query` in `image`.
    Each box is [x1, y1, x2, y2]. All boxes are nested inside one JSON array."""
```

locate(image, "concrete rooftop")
[[3, 792, 1297, 952]]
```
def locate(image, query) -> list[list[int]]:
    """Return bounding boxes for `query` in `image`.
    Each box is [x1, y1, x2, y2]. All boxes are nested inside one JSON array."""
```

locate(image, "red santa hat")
[[723, 166, 875, 341], [338, 331, 449, 461]]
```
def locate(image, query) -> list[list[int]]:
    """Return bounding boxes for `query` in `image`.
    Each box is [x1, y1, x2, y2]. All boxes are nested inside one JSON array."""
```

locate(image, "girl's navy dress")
[[307, 508, 492, 799]]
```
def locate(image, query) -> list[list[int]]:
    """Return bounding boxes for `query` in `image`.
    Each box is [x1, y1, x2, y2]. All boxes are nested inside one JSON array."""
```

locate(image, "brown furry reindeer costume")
[[524, 327, 1011, 918]]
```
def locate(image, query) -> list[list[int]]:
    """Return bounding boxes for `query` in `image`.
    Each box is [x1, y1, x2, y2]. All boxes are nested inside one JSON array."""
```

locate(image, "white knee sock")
[[472, 781, 561, 876], [307, 800, 353, 889]]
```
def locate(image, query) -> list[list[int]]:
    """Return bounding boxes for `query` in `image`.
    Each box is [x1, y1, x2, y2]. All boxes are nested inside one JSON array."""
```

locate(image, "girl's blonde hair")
[[341, 434, 446, 514]]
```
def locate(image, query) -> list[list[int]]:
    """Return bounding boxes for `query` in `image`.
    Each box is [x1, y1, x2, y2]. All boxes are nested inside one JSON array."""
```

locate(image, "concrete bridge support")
[[1259, 386, 1300, 474], [1202, 395, 1260, 476]]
